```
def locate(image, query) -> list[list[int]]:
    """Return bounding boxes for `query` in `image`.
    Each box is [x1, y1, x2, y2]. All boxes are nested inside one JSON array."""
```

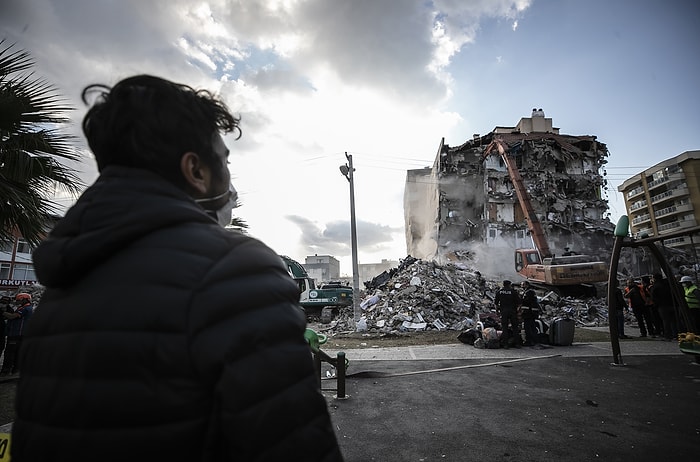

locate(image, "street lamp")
[[339, 152, 362, 329]]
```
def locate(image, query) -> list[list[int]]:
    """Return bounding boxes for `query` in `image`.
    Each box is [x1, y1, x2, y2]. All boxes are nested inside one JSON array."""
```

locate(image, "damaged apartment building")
[[404, 109, 614, 278]]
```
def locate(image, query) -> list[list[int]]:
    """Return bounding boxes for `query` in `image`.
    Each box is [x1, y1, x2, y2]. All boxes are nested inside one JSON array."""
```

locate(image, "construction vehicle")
[[484, 139, 608, 295], [280, 255, 353, 322]]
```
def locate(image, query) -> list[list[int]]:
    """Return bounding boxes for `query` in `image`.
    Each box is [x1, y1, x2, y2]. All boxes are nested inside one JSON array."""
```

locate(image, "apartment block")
[[618, 150, 700, 255]]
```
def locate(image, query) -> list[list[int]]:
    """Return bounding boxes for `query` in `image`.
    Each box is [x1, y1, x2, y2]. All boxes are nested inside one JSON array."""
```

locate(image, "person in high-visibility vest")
[[680, 276, 700, 333]]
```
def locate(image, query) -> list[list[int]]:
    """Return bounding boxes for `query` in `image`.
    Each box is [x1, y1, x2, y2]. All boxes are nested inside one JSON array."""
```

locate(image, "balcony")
[[654, 203, 694, 219], [663, 236, 691, 248], [632, 213, 651, 226], [626, 185, 645, 200], [651, 186, 689, 205], [658, 218, 697, 234], [646, 175, 670, 190], [630, 200, 647, 211]]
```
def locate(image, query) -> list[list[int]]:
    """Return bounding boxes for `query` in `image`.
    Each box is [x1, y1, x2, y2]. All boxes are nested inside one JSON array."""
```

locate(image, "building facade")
[[303, 254, 341, 282], [618, 150, 700, 257], [404, 110, 614, 278], [0, 231, 38, 290]]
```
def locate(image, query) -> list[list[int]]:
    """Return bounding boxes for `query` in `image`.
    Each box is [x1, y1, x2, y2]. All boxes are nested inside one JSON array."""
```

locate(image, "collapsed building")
[[404, 109, 615, 280]]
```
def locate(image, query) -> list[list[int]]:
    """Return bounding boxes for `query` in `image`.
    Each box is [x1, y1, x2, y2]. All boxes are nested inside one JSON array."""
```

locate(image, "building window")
[[0, 263, 10, 279], [0, 241, 13, 253], [16, 239, 33, 255], [11, 264, 35, 281], [489, 229, 496, 238]]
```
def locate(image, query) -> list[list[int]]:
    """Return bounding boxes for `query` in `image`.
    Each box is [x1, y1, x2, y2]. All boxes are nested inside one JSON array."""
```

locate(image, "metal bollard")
[[335, 351, 347, 399], [313, 351, 322, 388]]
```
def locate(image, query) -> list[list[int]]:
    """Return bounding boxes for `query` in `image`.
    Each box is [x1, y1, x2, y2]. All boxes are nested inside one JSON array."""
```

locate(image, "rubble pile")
[[329, 257, 612, 334]]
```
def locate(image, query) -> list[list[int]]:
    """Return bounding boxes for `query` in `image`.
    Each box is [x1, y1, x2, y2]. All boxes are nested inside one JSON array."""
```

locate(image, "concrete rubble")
[[326, 256, 617, 336]]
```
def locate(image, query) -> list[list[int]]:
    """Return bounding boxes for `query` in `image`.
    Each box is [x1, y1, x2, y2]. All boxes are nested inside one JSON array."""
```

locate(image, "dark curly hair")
[[81, 75, 241, 187]]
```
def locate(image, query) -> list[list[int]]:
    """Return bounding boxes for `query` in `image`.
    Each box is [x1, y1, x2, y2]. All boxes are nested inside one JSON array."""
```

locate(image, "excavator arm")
[[484, 139, 552, 259]]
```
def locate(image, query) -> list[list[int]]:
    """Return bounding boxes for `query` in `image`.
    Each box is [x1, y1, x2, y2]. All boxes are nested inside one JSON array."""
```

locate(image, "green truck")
[[280, 255, 353, 322]]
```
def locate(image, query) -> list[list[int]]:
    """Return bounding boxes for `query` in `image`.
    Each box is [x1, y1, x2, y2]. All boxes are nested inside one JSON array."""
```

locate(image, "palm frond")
[[0, 39, 83, 245]]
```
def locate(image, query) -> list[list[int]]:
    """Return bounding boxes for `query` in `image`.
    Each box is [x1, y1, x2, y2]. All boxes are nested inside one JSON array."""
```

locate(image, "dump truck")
[[280, 255, 353, 322], [484, 139, 608, 295]]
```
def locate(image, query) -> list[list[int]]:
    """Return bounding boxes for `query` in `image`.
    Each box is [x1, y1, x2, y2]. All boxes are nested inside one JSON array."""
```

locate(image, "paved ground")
[[1, 334, 698, 461], [319, 338, 700, 461]]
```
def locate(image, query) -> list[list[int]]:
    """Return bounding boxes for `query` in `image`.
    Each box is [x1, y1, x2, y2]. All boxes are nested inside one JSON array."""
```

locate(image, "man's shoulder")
[[214, 232, 287, 271]]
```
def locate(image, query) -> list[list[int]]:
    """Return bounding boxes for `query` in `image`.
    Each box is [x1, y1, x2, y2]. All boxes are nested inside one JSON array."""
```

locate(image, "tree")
[[225, 199, 249, 234], [0, 40, 83, 246]]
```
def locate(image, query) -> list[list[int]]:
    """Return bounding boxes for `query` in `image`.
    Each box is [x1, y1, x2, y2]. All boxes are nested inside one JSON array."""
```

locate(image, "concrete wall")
[[404, 167, 439, 260]]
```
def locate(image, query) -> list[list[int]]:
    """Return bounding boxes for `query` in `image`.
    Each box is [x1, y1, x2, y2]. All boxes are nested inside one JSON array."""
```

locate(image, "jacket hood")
[[33, 166, 214, 288]]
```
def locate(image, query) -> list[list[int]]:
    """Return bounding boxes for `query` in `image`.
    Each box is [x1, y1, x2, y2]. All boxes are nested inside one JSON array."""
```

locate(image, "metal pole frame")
[[608, 217, 700, 364], [344, 152, 362, 327]]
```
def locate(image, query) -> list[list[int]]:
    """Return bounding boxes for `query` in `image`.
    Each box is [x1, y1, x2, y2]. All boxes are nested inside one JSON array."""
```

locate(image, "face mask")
[[195, 183, 239, 227]]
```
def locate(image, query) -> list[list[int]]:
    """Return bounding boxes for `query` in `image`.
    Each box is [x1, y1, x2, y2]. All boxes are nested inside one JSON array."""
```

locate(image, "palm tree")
[[226, 199, 249, 233], [0, 40, 83, 246]]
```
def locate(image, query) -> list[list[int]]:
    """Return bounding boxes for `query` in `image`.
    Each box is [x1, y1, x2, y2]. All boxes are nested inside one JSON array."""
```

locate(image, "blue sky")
[[2, 0, 698, 275]]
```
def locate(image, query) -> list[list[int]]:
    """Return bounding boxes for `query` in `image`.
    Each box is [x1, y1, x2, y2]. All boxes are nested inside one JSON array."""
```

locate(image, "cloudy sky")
[[2, 0, 699, 275]]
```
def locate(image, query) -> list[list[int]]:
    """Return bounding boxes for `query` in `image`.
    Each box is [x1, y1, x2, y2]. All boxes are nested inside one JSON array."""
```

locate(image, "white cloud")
[[0, 0, 532, 273]]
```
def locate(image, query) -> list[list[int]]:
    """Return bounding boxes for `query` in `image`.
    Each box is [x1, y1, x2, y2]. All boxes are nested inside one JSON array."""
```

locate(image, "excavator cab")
[[515, 249, 541, 272], [515, 248, 546, 282]]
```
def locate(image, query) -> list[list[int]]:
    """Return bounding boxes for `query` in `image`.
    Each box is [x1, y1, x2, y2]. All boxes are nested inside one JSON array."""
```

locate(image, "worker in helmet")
[[1, 293, 33, 376], [680, 276, 700, 333], [519, 281, 541, 346]]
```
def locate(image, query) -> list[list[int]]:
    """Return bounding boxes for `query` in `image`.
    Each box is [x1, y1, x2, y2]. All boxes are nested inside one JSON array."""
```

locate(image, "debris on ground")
[[324, 256, 618, 336]]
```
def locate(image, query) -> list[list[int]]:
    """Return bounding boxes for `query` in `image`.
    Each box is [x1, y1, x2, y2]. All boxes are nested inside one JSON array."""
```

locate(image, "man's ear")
[[180, 151, 209, 196]]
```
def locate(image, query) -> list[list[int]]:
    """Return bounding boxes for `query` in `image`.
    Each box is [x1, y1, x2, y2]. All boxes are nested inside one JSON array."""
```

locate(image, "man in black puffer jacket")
[[12, 75, 343, 462]]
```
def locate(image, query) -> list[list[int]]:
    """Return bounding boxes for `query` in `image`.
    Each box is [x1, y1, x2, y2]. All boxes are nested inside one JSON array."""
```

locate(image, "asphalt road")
[[0, 379, 15, 427], [325, 354, 700, 461], [1, 345, 697, 461]]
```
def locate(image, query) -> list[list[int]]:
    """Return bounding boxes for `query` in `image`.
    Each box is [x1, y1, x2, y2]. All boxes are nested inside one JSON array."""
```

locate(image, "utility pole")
[[339, 152, 362, 328]]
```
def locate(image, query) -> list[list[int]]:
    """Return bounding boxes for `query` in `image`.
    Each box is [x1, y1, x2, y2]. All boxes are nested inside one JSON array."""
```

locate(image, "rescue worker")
[[641, 275, 662, 337], [520, 281, 540, 346], [495, 280, 521, 348], [651, 273, 677, 341], [1, 292, 33, 375], [624, 278, 652, 338], [680, 276, 700, 333]]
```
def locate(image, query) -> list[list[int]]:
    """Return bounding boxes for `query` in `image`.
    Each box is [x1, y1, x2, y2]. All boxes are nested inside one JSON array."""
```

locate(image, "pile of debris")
[[328, 256, 612, 334]]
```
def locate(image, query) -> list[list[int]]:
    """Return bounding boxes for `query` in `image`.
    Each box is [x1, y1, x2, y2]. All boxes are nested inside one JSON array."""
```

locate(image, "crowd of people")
[[0, 292, 34, 376], [617, 273, 699, 340], [493, 271, 700, 348]]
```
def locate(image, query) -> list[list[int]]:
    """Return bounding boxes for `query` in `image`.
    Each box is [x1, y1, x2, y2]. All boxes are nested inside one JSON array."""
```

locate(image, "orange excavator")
[[484, 139, 608, 295]]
